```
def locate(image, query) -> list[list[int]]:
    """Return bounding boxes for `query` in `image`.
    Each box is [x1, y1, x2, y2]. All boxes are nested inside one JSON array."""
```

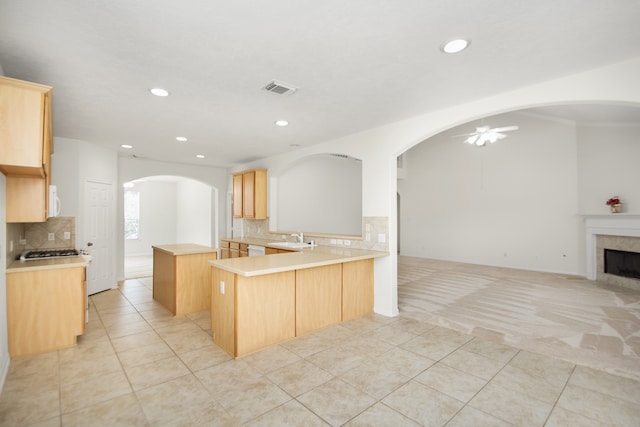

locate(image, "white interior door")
[[84, 180, 115, 295]]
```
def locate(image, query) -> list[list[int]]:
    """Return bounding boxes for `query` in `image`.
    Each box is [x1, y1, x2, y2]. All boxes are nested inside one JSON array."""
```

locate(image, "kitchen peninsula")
[[208, 245, 387, 358], [152, 244, 218, 315]]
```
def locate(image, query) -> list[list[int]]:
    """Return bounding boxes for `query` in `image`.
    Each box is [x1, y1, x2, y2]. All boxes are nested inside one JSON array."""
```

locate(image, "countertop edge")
[[7, 256, 92, 273], [209, 250, 387, 277]]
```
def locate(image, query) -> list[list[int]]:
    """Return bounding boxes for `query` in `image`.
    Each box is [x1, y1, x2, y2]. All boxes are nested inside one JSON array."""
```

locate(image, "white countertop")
[[7, 255, 92, 273], [209, 245, 387, 277]]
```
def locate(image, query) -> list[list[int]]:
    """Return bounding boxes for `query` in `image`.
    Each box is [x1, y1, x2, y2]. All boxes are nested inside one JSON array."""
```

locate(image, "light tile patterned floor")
[[0, 261, 639, 425]]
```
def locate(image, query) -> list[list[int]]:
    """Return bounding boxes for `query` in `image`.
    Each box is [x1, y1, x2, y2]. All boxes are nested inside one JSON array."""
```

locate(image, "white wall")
[[577, 124, 640, 214], [124, 178, 212, 255], [398, 111, 581, 274], [238, 57, 640, 317], [177, 179, 212, 247], [118, 157, 227, 281], [124, 181, 177, 255], [274, 154, 362, 236]]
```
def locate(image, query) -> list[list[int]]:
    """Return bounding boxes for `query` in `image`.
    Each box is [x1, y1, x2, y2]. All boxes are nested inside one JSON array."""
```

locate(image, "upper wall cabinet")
[[232, 169, 267, 220], [0, 76, 53, 222], [0, 76, 53, 177]]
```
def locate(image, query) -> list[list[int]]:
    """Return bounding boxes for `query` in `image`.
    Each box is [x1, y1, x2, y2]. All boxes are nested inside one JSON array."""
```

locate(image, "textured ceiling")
[[1, 0, 639, 167]]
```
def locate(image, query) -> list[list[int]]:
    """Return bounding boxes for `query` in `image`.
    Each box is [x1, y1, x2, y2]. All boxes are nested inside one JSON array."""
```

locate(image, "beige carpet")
[[397, 256, 640, 381]]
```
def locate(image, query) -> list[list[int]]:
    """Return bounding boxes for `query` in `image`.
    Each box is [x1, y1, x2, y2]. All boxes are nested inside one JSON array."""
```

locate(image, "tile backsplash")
[[24, 217, 76, 251], [237, 216, 389, 252]]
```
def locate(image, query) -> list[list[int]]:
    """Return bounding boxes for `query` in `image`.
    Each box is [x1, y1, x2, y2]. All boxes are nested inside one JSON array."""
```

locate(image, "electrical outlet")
[[64, 231, 71, 240], [378, 233, 386, 243], [48, 233, 55, 241]]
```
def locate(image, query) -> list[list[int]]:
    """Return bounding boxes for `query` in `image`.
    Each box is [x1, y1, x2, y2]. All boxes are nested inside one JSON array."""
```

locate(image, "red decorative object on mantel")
[[606, 196, 623, 213]]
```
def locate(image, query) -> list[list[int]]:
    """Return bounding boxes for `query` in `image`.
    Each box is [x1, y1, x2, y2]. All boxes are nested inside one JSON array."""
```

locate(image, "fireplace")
[[604, 249, 640, 279], [584, 214, 640, 291]]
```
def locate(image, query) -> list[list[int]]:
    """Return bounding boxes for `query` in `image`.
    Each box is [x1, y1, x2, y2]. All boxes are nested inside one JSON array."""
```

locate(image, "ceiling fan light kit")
[[459, 125, 519, 147]]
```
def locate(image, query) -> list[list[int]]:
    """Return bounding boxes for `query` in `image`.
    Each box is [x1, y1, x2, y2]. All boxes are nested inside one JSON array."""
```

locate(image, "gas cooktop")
[[20, 249, 80, 261]]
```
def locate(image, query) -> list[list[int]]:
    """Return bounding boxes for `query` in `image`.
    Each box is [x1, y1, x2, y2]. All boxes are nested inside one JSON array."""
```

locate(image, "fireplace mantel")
[[583, 214, 640, 280]]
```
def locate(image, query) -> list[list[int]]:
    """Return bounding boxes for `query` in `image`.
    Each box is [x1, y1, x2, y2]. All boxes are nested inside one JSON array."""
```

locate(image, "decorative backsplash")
[[238, 216, 390, 252], [24, 217, 76, 251]]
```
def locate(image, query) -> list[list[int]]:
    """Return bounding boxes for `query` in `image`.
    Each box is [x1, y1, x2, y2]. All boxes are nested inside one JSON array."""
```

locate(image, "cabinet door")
[[232, 174, 243, 218], [6, 175, 46, 223], [242, 171, 256, 218], [0, 77, 51, 175]]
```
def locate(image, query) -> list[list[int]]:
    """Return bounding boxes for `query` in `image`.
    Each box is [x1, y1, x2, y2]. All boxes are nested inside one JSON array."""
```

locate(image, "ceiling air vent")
[[262, 80, 298, 96]]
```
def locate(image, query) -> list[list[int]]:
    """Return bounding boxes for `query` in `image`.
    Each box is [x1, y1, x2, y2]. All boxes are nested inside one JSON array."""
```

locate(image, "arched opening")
[[393, 103, 640, 374], [122, 175, 213, 279]]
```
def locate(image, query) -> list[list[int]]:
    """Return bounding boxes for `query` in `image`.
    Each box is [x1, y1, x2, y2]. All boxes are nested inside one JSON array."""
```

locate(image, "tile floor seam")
[[541, 363, 577, 427]]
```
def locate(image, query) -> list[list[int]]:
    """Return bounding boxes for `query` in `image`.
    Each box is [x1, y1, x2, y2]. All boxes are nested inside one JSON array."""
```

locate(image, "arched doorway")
[[123, 175, 213, 279]]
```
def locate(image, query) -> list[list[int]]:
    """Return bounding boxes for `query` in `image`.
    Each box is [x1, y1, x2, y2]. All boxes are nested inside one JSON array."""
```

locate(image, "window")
[[124, 190, 140, 240]]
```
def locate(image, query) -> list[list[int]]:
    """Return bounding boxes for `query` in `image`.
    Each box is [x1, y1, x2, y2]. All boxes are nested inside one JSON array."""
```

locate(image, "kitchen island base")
[[210, 258, 375, 358]]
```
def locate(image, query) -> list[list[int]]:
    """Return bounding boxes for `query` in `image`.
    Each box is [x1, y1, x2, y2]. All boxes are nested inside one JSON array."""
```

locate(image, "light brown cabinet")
[[232, 168, 267, 219], [152, 244, 218, 316], [221, 240, 248, 258], [7, 266, 85, 358], [0, 76, 53, 223], [210, 258, 374, 358]]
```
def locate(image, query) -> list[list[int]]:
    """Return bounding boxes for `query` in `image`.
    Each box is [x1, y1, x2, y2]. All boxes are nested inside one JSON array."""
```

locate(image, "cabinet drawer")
[[220, 240, 230, 248], [230, 242, 240, 250]]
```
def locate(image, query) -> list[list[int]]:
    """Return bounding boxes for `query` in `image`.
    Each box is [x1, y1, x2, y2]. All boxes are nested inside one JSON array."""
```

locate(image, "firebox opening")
[[604, 249, 640, 280]]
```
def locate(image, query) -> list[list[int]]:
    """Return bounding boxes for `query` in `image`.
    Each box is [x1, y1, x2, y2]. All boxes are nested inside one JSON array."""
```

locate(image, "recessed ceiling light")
[[275, 120, 289, 127], [441, 39, 470, 54], [121, 144, 133, 149], [150, 88, 169, 97], [196, 154, 205, 159], [176, 136, 188, 142]]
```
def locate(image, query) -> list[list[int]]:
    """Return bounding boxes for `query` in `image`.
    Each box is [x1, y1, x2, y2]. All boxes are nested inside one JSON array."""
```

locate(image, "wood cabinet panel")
[[6, 175, 46, 222], [7, 267, 85, 358], [0, 76, 51, 173], [342, 259, 374, 321], [153, 248, 217, 315], [236, 271, 295, 356], [242, 170, 256, 218], [175, 252, 217, 315], [153, 249, 176, 314], [231, 168, 267, 219], [295, 264, 342, 336], [211, 267, 236, 356]]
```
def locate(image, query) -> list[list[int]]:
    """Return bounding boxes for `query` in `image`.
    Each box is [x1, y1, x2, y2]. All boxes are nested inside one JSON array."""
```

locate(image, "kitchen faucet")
[[291, 232, 304, 243]]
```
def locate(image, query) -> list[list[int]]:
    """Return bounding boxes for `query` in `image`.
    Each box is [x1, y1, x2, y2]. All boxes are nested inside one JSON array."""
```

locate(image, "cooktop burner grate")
[[21, 249, 80, 261]]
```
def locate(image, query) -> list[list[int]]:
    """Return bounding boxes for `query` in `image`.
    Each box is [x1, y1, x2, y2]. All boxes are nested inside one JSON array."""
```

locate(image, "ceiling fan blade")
[[490, 125, 519, 133]]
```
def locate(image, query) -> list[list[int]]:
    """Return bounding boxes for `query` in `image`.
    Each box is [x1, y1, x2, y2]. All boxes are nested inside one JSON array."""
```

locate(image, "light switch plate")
[[378, 233, 386, 243]]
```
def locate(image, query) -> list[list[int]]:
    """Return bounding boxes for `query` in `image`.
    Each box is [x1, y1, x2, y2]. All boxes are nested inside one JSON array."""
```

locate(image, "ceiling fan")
[[456, 125, 519, 146]]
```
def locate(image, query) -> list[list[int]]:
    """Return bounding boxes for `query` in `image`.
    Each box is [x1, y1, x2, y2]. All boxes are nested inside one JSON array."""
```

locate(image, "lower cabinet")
[[7, 267, 85, 358], [295, 264, 342, 336], [153, 247, 218, 316], [210, 259, 374, 358]]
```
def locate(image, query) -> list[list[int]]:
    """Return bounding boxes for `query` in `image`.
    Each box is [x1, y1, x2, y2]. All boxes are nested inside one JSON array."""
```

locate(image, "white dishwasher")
[[248, 245, 265, 256]]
